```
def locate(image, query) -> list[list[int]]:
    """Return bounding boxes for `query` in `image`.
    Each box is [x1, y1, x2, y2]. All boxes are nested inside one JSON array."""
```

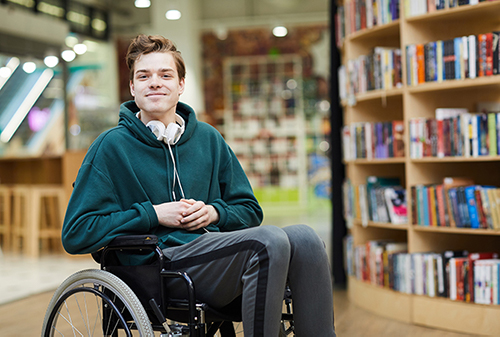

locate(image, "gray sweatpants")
[[162, 225, 336, 337]]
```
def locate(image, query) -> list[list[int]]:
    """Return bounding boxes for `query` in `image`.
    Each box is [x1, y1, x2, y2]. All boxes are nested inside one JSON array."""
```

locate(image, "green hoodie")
[[62, 100, 263, 254]]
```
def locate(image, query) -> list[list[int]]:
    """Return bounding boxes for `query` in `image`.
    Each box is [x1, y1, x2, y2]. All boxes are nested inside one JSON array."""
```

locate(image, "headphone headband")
[[145, 114, 185, 145]]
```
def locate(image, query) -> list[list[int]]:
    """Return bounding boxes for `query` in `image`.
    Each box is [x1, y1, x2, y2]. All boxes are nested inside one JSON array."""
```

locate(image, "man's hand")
[[179, 199, 220, 231], [153, 199, 219, 231]]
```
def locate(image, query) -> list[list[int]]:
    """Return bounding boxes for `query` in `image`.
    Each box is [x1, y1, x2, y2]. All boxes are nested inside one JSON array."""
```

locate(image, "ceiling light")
[[73, 43, 87, 55], [166, 9, 181, 20], [65, 35, 79, 48], [273, 26, 288, 37], [61, 50, 76, 62], [215, 27, 228, 40], [44, 55, 59, 68], [23, 61, 36, 74], [0, 67, 12, 78], [0, 58, 19, 91], [135, 0, 150, 8]]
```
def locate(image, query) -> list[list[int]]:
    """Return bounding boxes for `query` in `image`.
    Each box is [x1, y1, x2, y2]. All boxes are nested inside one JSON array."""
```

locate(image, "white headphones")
[[146, 114, 185, 145], [139, 113, 186, 200]]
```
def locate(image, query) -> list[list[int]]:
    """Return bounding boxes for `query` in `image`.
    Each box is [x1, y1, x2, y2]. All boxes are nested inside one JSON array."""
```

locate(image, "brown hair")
[[126, 34, 186, 81]]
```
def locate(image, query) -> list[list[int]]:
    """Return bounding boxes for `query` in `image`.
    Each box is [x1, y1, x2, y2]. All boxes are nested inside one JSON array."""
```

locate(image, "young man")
[[62, 34, 336, 337]]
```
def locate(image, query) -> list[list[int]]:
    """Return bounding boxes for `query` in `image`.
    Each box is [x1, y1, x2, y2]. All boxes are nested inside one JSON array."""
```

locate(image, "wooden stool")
[[0, 185, 12, 252], [11, 184, 65, 257]]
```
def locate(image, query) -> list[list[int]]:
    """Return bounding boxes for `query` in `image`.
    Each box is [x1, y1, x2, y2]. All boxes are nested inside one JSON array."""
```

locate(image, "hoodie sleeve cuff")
[[211, 199, 228, 228], [140, 201, 159, 231]]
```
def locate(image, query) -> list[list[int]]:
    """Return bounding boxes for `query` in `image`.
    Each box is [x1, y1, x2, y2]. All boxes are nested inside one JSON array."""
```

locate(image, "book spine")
[[436, 184, 447, 226], [489, 113, 498, 156], [486, 32, 494, 76], [469, 35, 477, 79], [465, 185, 480, 228]]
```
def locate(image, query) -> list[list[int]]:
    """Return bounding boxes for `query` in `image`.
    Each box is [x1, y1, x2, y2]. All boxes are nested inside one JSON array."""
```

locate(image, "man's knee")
[[284, 224, 323, 246], [250, 225, 291, 262]]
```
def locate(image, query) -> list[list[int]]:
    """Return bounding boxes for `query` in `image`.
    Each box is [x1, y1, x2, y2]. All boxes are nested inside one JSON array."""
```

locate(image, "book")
[[487, 188, 500, 229], [443, 177, 475, 227], [366, 176, 401, 222], [468, 252, 499, 303], [457, 186, 471, 227], [393, 120, 405, 157], [488, 113, 498, 156], [465, 185, 480, 228], [384, 187, 408, 224], [440, 250, 469, 298]]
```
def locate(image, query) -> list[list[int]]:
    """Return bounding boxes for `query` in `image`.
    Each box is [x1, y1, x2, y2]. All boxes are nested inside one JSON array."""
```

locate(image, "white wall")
[[145, 0, 204, 114]]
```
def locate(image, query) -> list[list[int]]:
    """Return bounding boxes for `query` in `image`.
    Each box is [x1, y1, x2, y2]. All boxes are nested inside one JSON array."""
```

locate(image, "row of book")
[[342, 120, 405, 161], [409, 110, 500, 159], [338, 47, 403, 100], [335, 1, 499, 47], [343, 177, 408, 226], [404, 0, 495, 17], [339, 0, 400, 38], [411, 179, 500, 229], [406, 32, 500, 86], [344, 236, 500, 304]]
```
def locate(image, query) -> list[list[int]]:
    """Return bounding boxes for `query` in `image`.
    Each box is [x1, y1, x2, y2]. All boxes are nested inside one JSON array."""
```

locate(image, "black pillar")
[[329, 0, 347, 287]]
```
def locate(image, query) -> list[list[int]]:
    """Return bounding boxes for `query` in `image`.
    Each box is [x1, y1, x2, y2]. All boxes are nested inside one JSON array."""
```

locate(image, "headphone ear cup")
[[165, 123, 182, 145], [146, 120, 166, 141]]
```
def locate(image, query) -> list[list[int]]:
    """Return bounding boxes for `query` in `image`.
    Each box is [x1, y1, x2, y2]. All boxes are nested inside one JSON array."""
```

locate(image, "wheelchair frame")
[[42, 234, 295, 336]]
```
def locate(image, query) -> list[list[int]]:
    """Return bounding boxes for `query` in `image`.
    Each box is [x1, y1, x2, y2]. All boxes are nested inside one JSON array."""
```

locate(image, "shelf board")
[[345, 157, 406, 165], [413, 225, 500, 236], [355, 88, 404, 103], [411, 155, 500, 163], [406, 1, 500, 25], [349, 276, 500, 335], [348, 20, 400, 43], [407, 76, 500, 94], [413, 295, 500, 335], [348, 276, 412, 323], [354, 219, 408, 230]]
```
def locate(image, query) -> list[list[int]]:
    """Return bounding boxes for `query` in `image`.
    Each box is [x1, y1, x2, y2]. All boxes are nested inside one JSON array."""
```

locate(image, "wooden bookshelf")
[[348, 276, 412, 323], [339, 1, 500, 335]]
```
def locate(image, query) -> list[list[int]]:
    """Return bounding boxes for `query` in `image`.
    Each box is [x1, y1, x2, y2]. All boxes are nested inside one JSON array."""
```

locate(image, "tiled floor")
[[0, 205, 332, 306], [0, 254, 98, 305]]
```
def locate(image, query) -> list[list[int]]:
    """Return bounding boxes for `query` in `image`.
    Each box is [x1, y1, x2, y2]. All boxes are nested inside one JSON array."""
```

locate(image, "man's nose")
[[149, 74, 161, 87]]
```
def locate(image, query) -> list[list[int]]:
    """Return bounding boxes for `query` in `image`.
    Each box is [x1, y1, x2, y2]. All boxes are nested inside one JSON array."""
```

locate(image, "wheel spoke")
[[55, 302, 84, 336], [74, 289, 91, 335]]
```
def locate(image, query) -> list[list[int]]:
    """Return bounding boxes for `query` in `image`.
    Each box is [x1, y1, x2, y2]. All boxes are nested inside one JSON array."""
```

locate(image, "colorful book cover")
[[465, 186, 479, 228], [384, 187, 408, 225]]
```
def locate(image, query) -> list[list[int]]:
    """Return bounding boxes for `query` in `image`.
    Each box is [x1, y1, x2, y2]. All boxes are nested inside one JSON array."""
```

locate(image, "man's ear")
[[130, 80, 135, 97], [179, 78, 185, 96]]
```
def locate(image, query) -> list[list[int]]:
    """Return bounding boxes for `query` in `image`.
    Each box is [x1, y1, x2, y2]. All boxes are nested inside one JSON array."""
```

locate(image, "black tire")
[[41, 269, 154, 336]]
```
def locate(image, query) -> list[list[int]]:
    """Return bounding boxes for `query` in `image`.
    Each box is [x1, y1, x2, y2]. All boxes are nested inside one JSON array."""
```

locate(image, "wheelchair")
[[42, 235, 295, 336]]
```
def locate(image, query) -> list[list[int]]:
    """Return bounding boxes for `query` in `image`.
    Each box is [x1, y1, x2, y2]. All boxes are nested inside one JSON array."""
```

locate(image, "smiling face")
[[129, 52, 185, 124]]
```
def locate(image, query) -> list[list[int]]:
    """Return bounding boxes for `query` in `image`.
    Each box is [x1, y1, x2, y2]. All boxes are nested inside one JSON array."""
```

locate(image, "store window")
[[0, 54, 64, 157]]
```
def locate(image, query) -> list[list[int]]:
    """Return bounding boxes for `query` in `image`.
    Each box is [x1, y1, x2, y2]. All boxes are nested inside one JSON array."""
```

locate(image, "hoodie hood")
[[118, 100, 197, 147]]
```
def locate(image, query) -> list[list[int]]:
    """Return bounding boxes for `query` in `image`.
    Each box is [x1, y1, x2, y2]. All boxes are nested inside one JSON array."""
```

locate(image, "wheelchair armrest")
[[91, 235, 162, 265], [107, 235, 159, 247]]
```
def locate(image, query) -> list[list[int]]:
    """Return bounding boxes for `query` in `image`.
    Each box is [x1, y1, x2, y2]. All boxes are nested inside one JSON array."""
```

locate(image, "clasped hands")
[[153, 199, 219, 231]]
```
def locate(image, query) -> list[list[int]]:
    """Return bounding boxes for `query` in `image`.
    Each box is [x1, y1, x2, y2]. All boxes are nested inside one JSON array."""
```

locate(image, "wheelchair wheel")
[[42, 269, 154, 336]]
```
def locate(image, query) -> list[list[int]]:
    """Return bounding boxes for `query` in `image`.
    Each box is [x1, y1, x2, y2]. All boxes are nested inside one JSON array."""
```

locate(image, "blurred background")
[[0, 0, 341, 314]]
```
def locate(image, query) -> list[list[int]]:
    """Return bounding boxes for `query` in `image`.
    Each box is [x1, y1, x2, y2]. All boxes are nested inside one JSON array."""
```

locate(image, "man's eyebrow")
[[135, 68, 175, 74]]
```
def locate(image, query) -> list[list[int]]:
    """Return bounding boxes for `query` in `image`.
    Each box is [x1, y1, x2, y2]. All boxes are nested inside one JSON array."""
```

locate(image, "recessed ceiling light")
[[44, 55, 59, 68], [73, 43, 87, 55], [166, 9, 181, 20], [273, 26, 288, 37], [61, 50, 76, 62], [135, 0, 150, 8], [23, 62, 36, 74]]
